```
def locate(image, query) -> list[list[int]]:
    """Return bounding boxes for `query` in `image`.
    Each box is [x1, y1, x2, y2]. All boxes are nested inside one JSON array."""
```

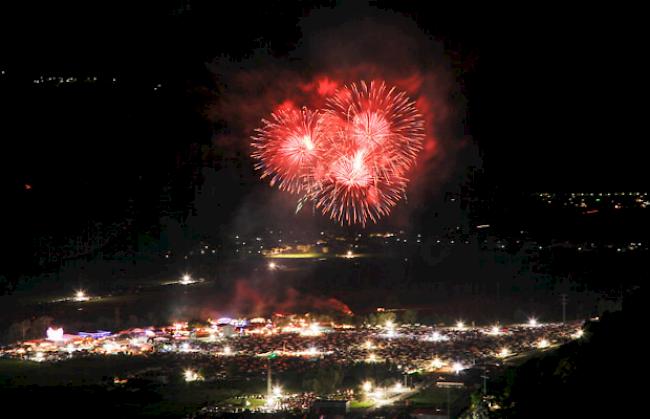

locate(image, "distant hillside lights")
[[32, 75, 110, 85], [180, 274, 196, 285], [74, 290, 89, 302], [536, 191, 648, 209], [183, 369, 203, 382]]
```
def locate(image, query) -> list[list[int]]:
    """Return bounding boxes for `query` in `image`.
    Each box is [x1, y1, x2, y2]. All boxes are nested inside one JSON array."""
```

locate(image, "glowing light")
[[34, 352, 45, 362], [74, 290, 89, 301], [268, 262, 277, 270], [394, 382, 405, 392], [345, 250, 354, 259], [431, 357, 444, 369], [385, 320, 394, 330], [537, 338, 550, 349], [498, 347, 510, 358], [265, 397, 277, 409], [528, 317, 538, 327], [307, 346, 317, 356], [428, 331, 449, 342], [455, 320, 466, 330], [489, 325, 501, 335], [574, 329, 584, 339], [364, 340, 374, 349], [103, 342, 120, 353], [362, 381, 373, 392], [366, 353, 377, 363], [180, 274, 194, 285], [300, 322, 322, 336], [46, 327, 64, 341], [223, 345, 232, 355], [371, 388, 386, 400], [184, 369, 203, 382], [452, 361, 465, 374], [272, 385, 282, 397]]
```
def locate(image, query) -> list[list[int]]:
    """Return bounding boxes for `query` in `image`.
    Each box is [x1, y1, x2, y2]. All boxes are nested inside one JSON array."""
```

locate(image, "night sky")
[[0, 1, 645, 279]]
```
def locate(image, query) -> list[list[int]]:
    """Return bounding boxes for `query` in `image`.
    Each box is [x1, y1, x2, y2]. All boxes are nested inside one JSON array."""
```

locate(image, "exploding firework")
[[251, 80, 425, 226], [314, 81, 424, 225], [325, 80, 424, 174], [251, 107, 327, 193]]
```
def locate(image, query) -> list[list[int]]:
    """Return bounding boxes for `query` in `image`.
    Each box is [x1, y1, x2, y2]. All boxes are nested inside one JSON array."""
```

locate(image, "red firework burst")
[[251, 107, 327, 193], [251, 80, 425, 226]]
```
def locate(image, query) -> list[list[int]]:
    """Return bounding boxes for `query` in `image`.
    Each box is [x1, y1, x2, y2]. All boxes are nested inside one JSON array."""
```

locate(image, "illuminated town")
[[1, 304, 583, 415]]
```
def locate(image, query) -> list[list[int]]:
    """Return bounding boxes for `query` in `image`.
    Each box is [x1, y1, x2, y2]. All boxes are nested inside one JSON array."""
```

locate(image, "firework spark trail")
[[251, 80, 425, 226], [251, 107, 326, 193]]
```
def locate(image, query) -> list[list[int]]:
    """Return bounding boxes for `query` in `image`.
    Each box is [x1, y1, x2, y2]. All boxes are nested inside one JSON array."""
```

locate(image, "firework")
[[325, 80, 424, 174], [251, 80, 425, 226], [251, 107, 326, 193]]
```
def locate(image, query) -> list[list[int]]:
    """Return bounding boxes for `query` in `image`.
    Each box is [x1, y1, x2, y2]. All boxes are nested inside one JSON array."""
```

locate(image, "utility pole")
[[561, 294, 567, 324]]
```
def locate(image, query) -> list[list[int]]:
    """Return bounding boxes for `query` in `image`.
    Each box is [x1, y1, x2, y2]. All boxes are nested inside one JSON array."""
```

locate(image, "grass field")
[[407, 386, 466, 408], [349, 399, 374, 409], [0, 356, 163, 386]]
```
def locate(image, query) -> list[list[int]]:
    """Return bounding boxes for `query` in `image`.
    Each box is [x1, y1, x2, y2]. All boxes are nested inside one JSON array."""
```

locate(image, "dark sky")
[[2, 1, 644, 187], [0, 1, 646, 277]]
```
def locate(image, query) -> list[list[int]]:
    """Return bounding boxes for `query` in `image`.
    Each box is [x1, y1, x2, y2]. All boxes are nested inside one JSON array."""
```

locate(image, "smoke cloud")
[[202, 3, 475, 231]]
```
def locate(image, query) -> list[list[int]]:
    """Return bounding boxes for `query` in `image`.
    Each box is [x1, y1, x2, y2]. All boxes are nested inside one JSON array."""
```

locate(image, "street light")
[[362, 381, 373, 392], [431, 357, 444, 369], [74, 290, 89, 301], [452, 361, 464, 374]]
